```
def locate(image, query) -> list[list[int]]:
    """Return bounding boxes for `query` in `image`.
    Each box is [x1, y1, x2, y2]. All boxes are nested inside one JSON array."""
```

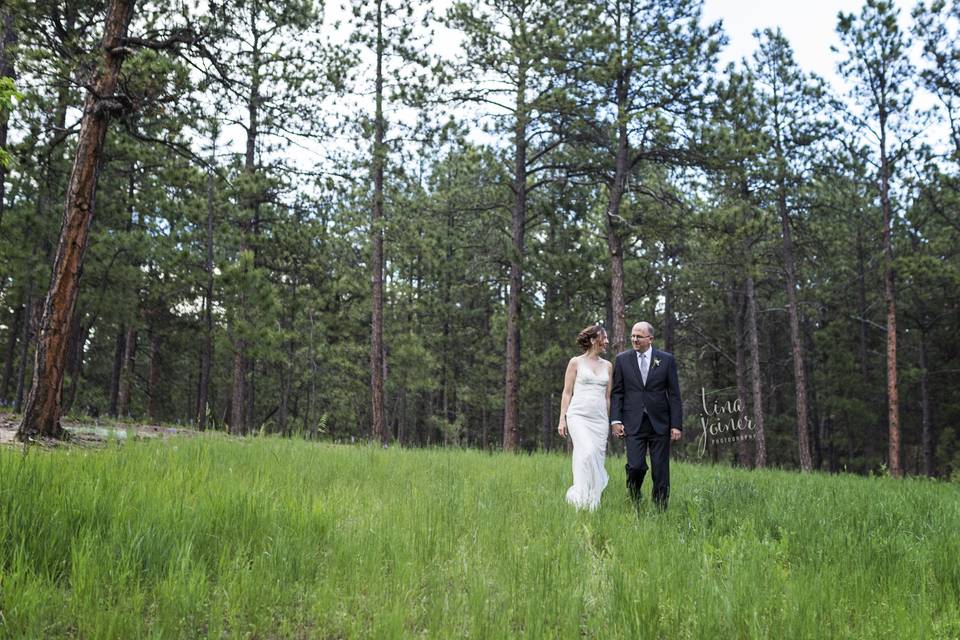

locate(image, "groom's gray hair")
[[633, 321, 655, 337]]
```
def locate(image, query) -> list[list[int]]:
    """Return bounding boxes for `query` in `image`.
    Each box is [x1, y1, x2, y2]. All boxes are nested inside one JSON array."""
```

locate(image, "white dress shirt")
[[612, 347, 654, 427]]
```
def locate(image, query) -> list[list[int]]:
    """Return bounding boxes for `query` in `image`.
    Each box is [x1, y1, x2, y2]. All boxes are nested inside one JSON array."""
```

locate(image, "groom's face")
[[630, 327, 653, 352]]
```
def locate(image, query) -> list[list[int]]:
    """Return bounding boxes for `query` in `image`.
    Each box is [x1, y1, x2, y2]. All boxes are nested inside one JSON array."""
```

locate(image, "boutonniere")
[[653, 358, 661, 368]]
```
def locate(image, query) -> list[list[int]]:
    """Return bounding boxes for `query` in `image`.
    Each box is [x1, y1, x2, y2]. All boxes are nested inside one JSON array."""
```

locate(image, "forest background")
[[0, 0, 958, 479]]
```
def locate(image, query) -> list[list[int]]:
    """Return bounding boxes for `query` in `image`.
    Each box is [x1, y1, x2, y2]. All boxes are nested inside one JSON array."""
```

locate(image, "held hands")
[[610, 424, 679, 440]]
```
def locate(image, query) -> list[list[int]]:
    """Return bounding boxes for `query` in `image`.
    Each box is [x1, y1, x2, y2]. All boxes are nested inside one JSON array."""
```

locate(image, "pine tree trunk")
[[804, 324, 823, 469], [17, 0, 137, 441], [855, 226, 870, 385], [62, 316, 88, 416], [920, 328, 933, 477], [117, 326, 137, 417], [108, 324, 124, 416], [1, 302, 22, 404], [502, 62, 528, 452], [13, 292, 35, 413], [879, 126, 900, 477], [230, 346, 245, 435], [370, 0, 387, 445], [247, 358, 256, 431], [195, 300, 212, 429], [605, 223, 626, 353], [277, 277, 295, 437], [729, 286, 752, 467], [745, 273, 767, 468], [855, 224, 878, 461], [147, 324, 161, 422], [398, 390, 408, 445], [111, 165, 137, 419], [307, 309, 317, 438], [441, 203, 455, 443], [196, 135, 217, 430], [0, 8, 16, 231], [480, 405, 488, 450], [604, 86, 630, 355], [663, 272, 676, 355], [227, 10, 267, 437], [777, 187, 813, 471], [289, 385, 300, 438], [278, 362, 289, 436]]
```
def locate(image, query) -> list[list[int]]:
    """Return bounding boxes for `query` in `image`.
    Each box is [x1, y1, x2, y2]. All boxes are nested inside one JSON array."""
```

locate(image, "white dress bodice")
[[564, 358, 610, 511]]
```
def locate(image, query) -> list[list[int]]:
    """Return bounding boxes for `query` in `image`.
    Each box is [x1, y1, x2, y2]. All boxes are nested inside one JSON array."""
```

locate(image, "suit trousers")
[[625, 414, 670, 509]]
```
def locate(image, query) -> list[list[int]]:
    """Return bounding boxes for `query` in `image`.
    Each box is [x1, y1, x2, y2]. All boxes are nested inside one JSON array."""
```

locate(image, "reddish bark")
[[604, 116, 630, 355], [17, 0, 137, 440]]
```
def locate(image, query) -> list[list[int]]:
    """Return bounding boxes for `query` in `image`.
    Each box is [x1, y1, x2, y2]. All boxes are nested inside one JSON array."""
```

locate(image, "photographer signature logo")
[[695, 388, 755, 458]]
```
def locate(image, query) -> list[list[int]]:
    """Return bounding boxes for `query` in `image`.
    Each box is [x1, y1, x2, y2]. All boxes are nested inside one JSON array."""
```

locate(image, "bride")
[[558, 324, 611, 510]]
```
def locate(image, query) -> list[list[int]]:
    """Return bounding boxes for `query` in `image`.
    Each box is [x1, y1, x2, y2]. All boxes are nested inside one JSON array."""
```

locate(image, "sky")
[[699, 0, 946, 150], [222, 0, 934, 172], [701, 0, 912, 91]]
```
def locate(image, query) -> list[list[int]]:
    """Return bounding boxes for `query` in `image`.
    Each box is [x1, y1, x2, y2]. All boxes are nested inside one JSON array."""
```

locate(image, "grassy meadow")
[[0, 435, 958, 639]]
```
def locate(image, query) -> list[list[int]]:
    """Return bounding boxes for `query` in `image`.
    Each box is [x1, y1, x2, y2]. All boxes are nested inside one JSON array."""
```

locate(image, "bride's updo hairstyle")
[[576, 324, 605, 352]]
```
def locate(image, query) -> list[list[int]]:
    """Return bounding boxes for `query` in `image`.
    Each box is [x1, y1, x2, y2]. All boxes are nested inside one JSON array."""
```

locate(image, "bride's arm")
[[557, 358, 578, 438]]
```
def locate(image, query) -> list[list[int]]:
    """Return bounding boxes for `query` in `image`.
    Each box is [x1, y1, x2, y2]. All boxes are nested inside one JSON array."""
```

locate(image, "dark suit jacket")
[[610, 348, 682, 436]]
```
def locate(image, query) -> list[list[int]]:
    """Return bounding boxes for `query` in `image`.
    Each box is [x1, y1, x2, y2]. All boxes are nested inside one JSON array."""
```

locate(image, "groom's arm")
[[610, 354, 624, 426]]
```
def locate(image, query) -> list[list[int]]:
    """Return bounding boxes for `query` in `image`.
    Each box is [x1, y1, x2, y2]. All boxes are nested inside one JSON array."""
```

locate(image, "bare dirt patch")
[[0, 412, 196, 447]]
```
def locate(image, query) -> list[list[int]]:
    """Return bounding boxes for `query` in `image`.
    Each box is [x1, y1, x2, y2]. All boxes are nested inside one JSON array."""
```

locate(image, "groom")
[[610, 321, 683, 510]]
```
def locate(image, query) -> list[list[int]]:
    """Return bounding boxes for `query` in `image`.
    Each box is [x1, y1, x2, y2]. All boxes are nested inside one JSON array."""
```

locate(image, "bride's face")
[[593, 332, 609, 353]]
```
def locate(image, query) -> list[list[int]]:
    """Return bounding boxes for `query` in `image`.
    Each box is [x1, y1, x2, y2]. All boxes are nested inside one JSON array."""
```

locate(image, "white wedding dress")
[[564, 359, 610, 510]]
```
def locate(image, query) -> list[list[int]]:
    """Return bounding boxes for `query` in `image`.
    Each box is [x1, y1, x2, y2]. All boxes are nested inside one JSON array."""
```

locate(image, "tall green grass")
[[1, 435, 958, 638]]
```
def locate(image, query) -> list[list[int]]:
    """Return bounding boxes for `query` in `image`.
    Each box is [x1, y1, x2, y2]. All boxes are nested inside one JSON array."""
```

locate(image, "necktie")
[[640, 352, 648, 385]]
